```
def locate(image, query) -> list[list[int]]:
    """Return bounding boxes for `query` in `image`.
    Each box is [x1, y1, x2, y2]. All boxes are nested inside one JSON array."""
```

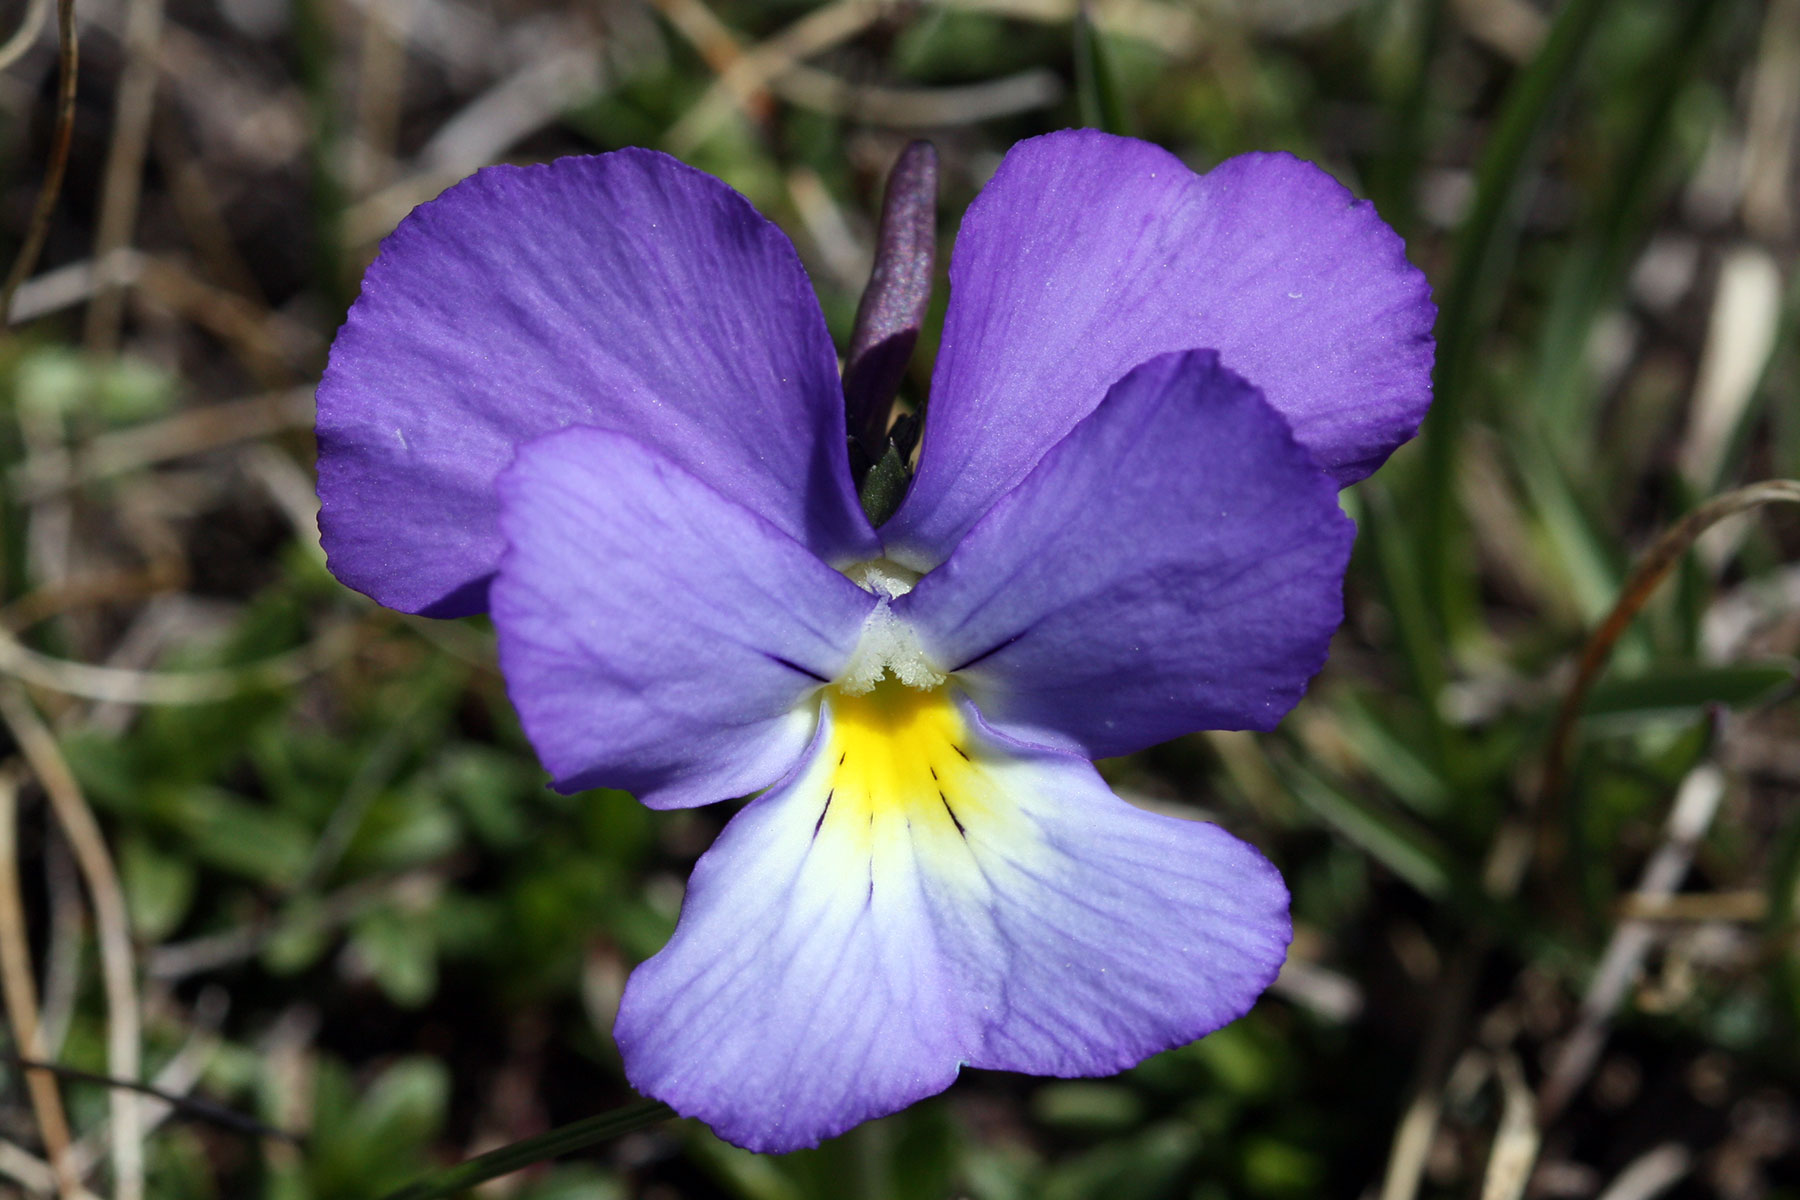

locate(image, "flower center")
[[816, 679, 992, 849], [837, 559, 945, 694], [843, 559, 920, 598]]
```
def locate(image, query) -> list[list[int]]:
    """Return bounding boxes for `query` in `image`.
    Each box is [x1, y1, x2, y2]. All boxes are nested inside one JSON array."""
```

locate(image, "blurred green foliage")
[[2, 0, 1799, 1196]]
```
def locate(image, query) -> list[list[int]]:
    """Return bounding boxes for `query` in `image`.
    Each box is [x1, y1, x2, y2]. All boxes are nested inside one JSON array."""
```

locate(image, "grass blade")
[[1073, 5, 1132, 137], [1415, 0, 1616, 626], [379, 1100, 677, 1200]]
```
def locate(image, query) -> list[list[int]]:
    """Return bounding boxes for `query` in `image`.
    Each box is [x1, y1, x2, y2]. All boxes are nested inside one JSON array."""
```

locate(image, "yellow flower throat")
[[814, 679, 996, 855]]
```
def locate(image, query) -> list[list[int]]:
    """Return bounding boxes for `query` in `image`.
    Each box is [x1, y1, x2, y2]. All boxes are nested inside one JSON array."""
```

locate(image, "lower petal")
[[614, 687, 1290, 1152]]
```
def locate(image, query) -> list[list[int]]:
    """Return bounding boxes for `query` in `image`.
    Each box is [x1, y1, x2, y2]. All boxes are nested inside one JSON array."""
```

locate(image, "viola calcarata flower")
[[315, 130, 1435, 1153]]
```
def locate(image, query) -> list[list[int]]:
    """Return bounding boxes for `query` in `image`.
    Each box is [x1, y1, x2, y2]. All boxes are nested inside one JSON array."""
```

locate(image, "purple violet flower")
[[315, 130, 1435, 1153]]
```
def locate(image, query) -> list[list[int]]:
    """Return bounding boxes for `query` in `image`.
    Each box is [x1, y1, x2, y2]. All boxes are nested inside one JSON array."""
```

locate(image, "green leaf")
[[309, 1057, 450, 1197], [1510, 424, 1626, 625], [1041, 1120, 1193, 1200], [261, 894, 333, 976], [1279, 758, 1455, 899], [1584, 661, 1794, 721], [1192, 1021, 1281, 1101], [173, 787, 314, 886], [347, 784, 461, 872], [1416, 0, 1617, 624], [1241, 1135, 1323, 1198], [11, 347, 176, 423], [1329, 694, 1453, 818], [687, 1132, 804, 1200], [438, 744, 537, 848], [351, 905, 439, 1008], [1032, 1082, 1144, 1132], [1526, 0, 1731, 449], [357, 1058, 451, 1152], [521, 1168, 628, 1200], [1073, 7, 1133, 136], [119, 834, 196, 941]]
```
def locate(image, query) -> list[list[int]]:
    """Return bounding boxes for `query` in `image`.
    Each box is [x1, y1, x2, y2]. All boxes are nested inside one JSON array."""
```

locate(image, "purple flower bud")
[[844, 140, 938, 467]]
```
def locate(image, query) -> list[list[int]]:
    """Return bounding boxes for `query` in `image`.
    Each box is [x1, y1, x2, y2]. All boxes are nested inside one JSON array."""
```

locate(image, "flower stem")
[[378, 1099, 676, 1200], [1537, 479, 1800, 856]]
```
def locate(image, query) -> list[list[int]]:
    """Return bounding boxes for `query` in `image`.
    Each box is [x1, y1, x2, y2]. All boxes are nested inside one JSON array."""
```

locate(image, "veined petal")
[[489, 427, 876, 808], [317, 150, 875, 617], [883, 130, 1434, 568], [615, 685, 1289, 1152], [898, 350, 1353, 760]]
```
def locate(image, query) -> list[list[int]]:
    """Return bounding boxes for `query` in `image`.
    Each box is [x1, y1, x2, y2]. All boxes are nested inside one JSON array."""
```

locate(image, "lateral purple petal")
[[882, 130, 1434, 568], [614, 693, 1290, 1153], [899, 349, 1354, 760], [317, 150, 874, 617], [489, 427, 875, 809]]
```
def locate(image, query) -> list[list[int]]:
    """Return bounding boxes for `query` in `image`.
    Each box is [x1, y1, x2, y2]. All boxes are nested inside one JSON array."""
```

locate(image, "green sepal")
[[859, 438, 913, 528]]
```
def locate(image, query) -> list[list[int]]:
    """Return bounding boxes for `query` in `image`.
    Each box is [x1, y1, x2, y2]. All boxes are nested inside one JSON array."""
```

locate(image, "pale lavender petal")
[[898, 349, 1353, 760], [489, 427, 875, 809], [950, 712, 1290, 1079], [614, 690, 1289, 1152], [615, 707, 966, 1153], [317, 149, 875, 617], [882, 130, 1434, 568]]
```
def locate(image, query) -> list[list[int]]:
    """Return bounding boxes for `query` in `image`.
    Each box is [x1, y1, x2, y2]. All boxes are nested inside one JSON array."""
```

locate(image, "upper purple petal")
[[489, 426, 875, 808], [882, 130, 1434, 569], [317, 149, 875, 617], [899, 349, 1354, 760]]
